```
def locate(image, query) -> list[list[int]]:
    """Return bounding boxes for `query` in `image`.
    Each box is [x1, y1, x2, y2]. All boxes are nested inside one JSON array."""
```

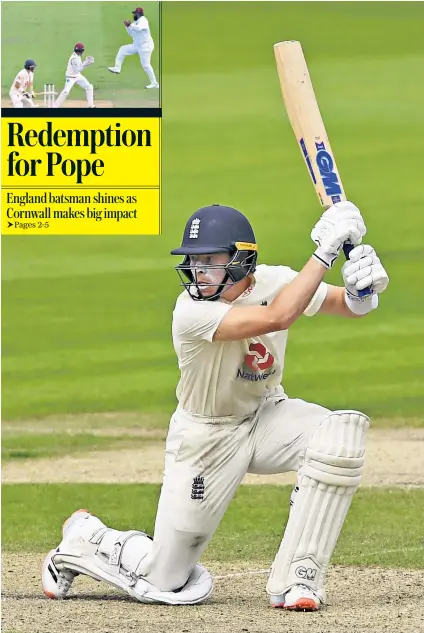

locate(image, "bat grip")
[[342, 243, 372, 297]]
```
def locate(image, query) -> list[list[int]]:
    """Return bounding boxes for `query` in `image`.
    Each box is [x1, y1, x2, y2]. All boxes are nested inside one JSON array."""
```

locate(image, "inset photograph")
[[1, 1, 160, 109]]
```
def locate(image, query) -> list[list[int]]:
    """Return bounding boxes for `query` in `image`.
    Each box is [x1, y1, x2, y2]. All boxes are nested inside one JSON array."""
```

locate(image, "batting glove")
[[342, 244, 389, 299], [311, 201, 366, 269]]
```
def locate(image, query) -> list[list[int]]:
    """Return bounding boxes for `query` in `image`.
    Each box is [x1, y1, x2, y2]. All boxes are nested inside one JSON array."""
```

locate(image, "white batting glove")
[[311, 201, 366, 269], [342, 244, 389, 299]]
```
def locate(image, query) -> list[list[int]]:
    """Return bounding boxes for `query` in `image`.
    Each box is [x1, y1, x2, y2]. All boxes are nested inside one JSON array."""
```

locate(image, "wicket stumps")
[[43, 84, 57, 108]]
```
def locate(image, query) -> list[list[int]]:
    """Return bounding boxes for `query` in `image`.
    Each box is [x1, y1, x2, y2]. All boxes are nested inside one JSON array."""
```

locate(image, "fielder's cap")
[[74, 42, 85, 49], [24, 59, 37, 67], [133, 7, 143, 12], [171, 204, 257, 256]]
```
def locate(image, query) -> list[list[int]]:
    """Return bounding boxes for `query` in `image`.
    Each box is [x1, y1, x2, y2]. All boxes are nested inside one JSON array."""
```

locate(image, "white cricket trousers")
[[115, 44, 158, 84], [138, 393, 331, 591], [53, 74, 93, 108], [10, 91, 36, 108]]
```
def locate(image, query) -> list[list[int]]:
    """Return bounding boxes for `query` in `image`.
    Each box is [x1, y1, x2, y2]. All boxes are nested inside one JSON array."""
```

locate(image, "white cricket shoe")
[[108, 66, 121, 74], [42, 549, 77, 599], [270, 584, 321, 611], [42, 508, 103, 599], [145, 82, 159, 89]]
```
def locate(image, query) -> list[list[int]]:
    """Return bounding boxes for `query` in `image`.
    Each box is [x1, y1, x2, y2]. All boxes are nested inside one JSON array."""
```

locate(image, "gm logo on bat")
[[315, 141, 342, 198]]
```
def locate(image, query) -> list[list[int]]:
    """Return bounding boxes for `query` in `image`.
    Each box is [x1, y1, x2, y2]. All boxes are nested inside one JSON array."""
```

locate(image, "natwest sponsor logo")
[[244, 342, 274, 371], [237, 368, 276, 381], [237, 342, 276, 381]]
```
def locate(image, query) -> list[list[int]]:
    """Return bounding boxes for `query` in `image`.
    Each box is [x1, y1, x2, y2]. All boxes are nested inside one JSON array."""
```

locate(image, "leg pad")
[[267, 410, 369, 598]]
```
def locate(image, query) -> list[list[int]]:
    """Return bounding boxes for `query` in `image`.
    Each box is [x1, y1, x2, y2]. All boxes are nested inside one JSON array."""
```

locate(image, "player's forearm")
[[268, 257, 326, 329], [318, 284, 379, 318], [319, 285, 363, 318]]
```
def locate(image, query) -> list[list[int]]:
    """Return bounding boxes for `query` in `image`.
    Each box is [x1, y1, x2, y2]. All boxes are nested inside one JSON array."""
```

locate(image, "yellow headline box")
[[1, 115, 161, 235], [2, 187, 160, 235], [1, 117, 160, 187]]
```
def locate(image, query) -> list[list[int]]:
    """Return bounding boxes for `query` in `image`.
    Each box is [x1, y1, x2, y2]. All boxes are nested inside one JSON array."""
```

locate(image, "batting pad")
[[267, 410, 369, 599]]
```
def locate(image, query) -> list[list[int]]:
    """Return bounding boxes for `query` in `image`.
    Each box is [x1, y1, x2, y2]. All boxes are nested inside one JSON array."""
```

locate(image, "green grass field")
[[2, 1, 423, 420], [2, 3, 424, 631], [3, 484, 424, 569], [1, 1, 160, 106]]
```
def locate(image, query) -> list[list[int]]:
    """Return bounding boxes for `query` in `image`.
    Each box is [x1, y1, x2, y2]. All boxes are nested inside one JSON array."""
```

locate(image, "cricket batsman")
[[53, 43, 95, 108], [108, 6, 159, 88], [9, 59, 37, 108], [42, 202, 389, 610]]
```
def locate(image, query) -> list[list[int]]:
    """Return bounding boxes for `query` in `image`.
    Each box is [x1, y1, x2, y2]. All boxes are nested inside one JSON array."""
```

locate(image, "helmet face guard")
[[175, 245, 257, 301]]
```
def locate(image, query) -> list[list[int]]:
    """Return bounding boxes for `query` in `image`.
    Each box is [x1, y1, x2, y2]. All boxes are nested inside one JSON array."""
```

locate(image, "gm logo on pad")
[[315, 141, 342, 202]]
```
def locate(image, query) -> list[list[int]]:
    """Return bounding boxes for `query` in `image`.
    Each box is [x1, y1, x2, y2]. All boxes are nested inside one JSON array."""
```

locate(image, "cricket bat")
[[274, 40, 371, 296]]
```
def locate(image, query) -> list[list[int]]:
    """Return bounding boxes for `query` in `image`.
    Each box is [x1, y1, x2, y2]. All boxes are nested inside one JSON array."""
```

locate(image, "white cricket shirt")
[[172, 264, 327, 422], [65, 53, 85, 77], [127, 16, 154, 51], [10, 69, 33, 94]]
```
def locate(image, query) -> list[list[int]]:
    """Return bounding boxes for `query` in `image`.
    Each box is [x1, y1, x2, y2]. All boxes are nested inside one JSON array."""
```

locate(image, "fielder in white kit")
[[53, 43, 95, 108], [9, 59, 37, 108], [108, 6, 159, 88], [43, 202, 389, 610]]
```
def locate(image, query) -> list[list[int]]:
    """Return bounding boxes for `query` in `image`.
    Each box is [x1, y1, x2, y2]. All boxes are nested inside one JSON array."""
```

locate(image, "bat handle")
[[342, 243, 372, 297]]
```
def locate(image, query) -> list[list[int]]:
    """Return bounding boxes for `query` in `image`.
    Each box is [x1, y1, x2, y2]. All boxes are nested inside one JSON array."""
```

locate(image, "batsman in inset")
[[43, 199, 389, 610], [9, 59, 37, 108]]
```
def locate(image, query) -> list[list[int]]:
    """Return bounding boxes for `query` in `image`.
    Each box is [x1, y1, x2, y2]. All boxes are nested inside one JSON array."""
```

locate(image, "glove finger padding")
[[342, 243, 389, 295], [321, 201, 362, 222], [347, 265, 373, 284], [356, 265, 389, 291], [343, 255, 375, 278], [345, 243, 374, 262], [333, 220, 365, 245], [311, 201, 367, 269], [324, 219, 365, 251]]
